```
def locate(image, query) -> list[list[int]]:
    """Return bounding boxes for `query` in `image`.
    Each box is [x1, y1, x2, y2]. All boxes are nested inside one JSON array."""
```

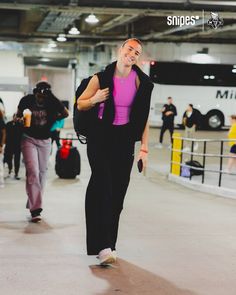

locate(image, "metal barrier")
[[171, 134, 236, 187]]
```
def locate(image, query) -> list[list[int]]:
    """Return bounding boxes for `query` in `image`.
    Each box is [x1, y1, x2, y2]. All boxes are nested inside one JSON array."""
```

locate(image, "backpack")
[[73, 76, 92, 144], [185, 160, 204, 176]]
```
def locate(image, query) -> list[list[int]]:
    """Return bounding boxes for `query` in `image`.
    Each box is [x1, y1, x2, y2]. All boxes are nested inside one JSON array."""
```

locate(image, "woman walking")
[[16, 81, 69, 222], [78, 38, 153, 265]]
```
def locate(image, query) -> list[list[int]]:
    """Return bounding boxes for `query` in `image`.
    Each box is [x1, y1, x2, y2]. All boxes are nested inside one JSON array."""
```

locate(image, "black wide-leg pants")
[[86, 121, 135, 255], [159, 122, 174, 144]]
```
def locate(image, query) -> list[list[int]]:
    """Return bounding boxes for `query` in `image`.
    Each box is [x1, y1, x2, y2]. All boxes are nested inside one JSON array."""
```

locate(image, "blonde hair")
[[230, 115, 236, 120], [121, 38, 142, 48]]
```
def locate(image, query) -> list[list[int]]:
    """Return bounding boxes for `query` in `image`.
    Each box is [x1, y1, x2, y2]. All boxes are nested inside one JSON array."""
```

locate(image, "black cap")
[[36, 81, 51, 90], [33, 81, 51, 95]]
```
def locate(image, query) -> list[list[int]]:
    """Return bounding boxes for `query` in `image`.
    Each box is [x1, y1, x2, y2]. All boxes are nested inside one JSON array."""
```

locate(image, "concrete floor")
[[1, 128, 236, 295]]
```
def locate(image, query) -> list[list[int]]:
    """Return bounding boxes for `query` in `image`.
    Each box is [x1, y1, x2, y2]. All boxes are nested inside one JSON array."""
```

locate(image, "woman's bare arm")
[[77, 75, 109, 111]]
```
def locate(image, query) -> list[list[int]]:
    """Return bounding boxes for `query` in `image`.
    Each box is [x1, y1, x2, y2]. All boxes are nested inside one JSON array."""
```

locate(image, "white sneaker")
[[112, 250, 117, 259], [155, 143, 163, 149], [96, 250, 117, 260], [31, 215, 42, 223], [98, 248, 116, 265]]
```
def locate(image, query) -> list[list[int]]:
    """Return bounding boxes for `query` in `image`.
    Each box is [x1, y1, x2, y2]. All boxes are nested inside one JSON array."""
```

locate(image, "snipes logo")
[[207, 12, 224, 29], [167, 15, 200, 27]]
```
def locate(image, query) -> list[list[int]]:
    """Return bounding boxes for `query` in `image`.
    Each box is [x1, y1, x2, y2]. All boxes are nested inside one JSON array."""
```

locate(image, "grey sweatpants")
[[184, 126, 196, 148], [21, 135, 51, 212]]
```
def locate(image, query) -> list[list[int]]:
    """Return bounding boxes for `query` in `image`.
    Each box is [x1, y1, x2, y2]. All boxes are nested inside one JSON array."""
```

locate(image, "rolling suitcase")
[[55, 138, 81, 179]]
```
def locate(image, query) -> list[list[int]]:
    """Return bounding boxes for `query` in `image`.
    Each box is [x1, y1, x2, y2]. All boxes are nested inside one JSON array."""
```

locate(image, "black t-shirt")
[[17, 94, 65, 139], [0, 118, 6, 144], [162, 103, 177, 123]]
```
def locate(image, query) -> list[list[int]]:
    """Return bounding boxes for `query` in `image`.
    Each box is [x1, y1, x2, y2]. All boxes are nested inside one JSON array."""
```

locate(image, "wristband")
[[140, 149, 148, 153]]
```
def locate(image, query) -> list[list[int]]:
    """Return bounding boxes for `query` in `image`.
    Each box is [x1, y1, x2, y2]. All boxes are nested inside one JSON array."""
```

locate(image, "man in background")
[[4, 114, 22, 180], [156, 97, 177, 148]]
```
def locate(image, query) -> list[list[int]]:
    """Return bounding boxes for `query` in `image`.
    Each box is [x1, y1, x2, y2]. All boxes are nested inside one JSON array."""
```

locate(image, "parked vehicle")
[[149, 61, 236, 130]]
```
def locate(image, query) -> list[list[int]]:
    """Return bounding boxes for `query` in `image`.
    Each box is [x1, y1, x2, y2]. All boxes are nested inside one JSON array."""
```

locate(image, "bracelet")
[[140, 149, 148, 153]]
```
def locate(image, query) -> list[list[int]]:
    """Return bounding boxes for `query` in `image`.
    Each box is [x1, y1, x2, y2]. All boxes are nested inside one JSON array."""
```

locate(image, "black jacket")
[[5, 121, 22, 154], [183, 109, 199, 128], [95, 61, 154, 141], [162, 104, 177, 123]]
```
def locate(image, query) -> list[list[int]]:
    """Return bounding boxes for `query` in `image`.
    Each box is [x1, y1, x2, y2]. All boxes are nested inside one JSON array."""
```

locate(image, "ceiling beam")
[[96, 14, 143, 33], [0, 32, 128, 42], [159, 24, 236, 43], [0, 3, 236, 18], [168, 23, 236, 41], [141, 18, 208, 40]]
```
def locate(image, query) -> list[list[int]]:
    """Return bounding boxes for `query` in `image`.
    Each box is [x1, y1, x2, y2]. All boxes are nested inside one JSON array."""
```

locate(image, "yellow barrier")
[[171, 132, 182, 176]]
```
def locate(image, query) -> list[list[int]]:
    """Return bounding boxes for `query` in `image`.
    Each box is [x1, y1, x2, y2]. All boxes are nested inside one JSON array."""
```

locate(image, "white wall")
[[143, 42, 236, 64], [0, 51, 25, 118], [76, 46, 113, 85]]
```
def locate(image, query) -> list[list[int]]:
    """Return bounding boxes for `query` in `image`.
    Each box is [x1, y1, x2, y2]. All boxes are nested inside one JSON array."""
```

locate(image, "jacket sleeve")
[[173, 105, 177, 116]]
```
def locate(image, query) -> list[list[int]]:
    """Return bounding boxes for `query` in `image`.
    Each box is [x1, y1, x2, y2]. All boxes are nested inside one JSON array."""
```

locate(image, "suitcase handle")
[[59, 136, 87, 144]]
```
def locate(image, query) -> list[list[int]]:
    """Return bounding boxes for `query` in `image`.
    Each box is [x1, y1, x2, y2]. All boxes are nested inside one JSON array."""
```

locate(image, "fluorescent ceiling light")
[[57, 34, 67, 42], [40, 58, 50, 62], [232, 69, 236, 73], [69, 27, 80, 35], [48, 42, 57, 48], [85, 14, 99, 24]]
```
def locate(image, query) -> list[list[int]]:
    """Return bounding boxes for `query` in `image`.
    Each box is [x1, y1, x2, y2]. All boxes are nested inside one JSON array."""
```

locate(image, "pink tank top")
[[98, 69, 137, 125]]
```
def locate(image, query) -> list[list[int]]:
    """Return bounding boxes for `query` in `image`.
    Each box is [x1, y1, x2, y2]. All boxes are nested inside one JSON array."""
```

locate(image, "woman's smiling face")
[[119, 40, 142, 67]]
